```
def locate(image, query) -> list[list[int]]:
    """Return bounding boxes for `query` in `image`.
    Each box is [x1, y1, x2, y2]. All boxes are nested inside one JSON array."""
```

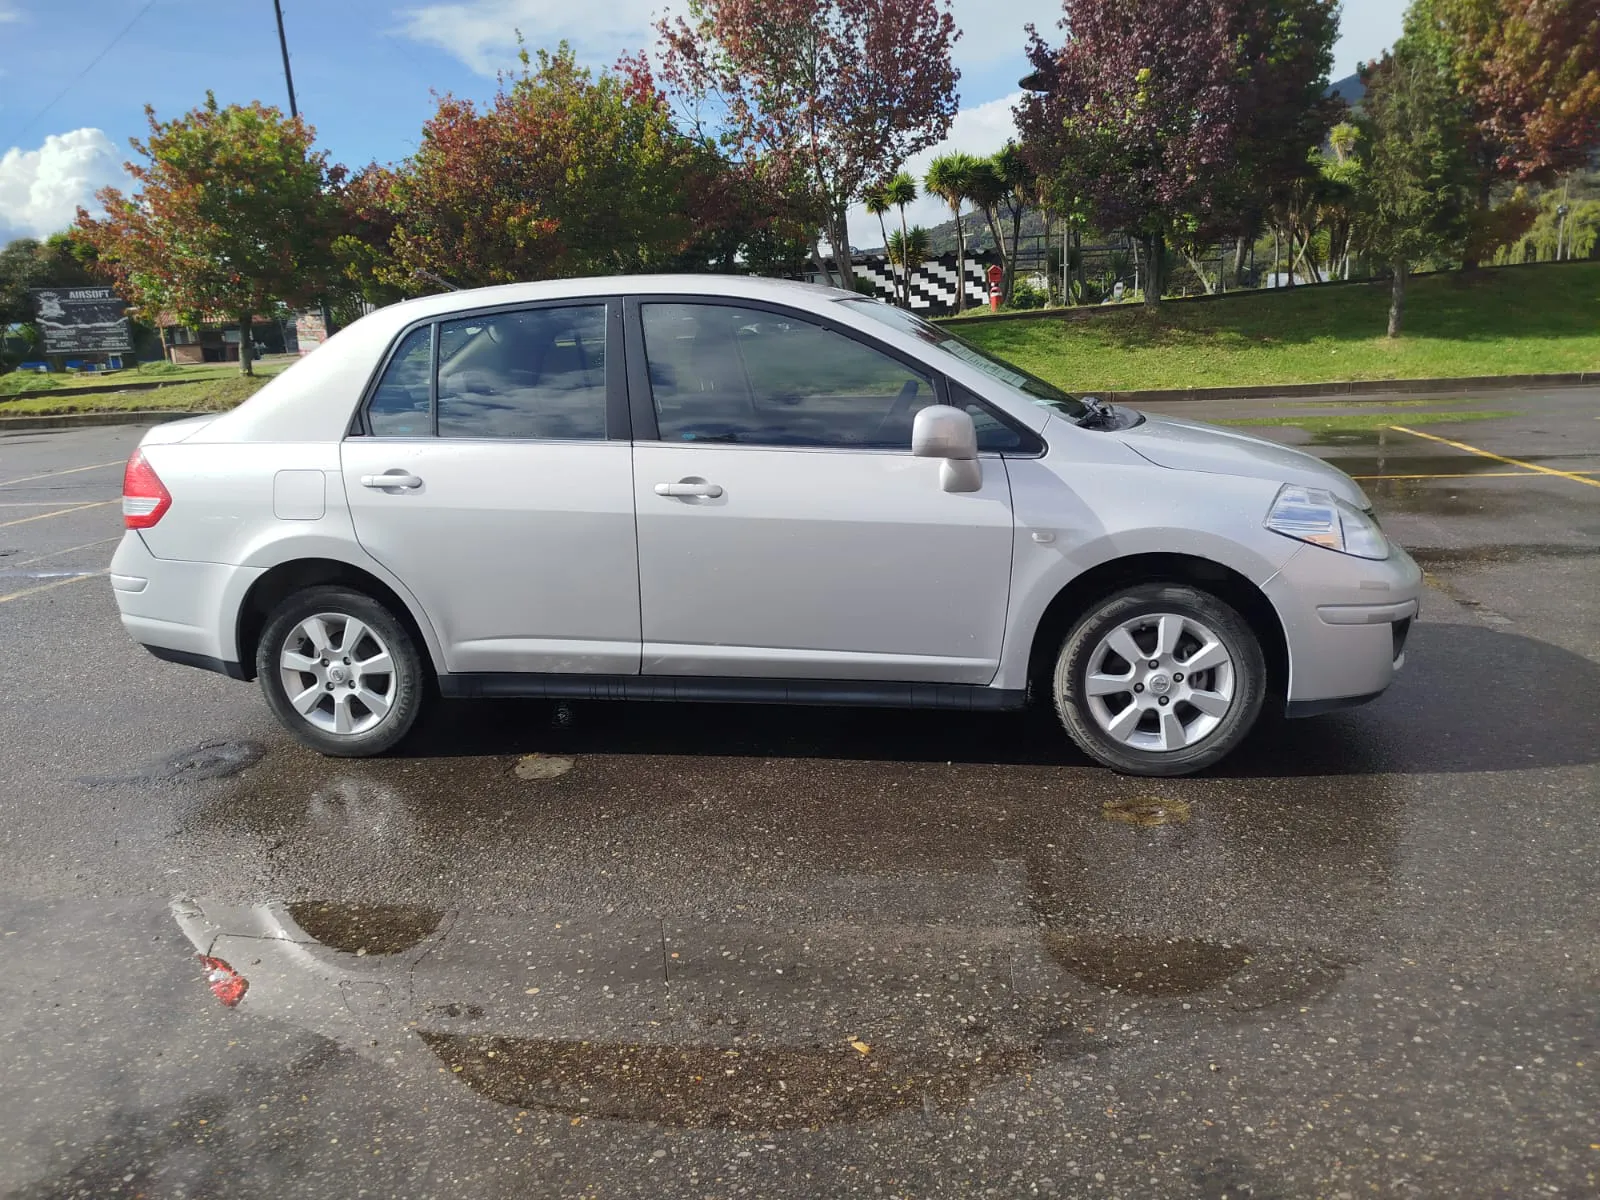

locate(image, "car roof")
[[378, 274, 859, 324]]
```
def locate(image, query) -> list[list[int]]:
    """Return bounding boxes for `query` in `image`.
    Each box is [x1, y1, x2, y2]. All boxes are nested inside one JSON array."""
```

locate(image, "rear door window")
[[366, 326, 433, 437], [435, 305, 607, 440]]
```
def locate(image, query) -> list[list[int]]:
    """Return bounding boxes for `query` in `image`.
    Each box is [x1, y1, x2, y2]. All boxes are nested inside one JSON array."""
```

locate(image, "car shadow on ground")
[[401, 623, 1598, 778]]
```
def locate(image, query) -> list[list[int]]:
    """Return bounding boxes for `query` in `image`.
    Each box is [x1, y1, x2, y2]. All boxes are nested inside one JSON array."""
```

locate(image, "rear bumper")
[[110, 532, 261, 668], [1266, 543, 1422, 712], [142, 644, 248, 680]]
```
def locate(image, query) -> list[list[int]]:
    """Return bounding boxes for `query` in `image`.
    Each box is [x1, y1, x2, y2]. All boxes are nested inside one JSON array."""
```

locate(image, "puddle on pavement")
[[1045, 934, 1247, 996], [286, 901, 443, 956], [1321, 453, 1514, 479], [417, 1033, 1030, 1129], [80, 740, 263, 786], [1412, 543, 1600, 568], [1101, 796, 1189, 827]]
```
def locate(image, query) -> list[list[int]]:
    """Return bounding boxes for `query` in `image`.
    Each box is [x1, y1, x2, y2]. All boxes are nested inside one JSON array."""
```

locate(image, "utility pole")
[[273, 0, 299, 119]]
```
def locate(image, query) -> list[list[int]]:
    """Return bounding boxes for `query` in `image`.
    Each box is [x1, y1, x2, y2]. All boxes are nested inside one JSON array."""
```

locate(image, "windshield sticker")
[[940, 340, 1030, 388]]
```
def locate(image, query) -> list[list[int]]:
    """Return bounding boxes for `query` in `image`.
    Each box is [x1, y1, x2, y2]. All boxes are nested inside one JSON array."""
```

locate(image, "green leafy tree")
[[75, 95, 346, 375], [924, 151, 980, 312], [658, 0, 961, 291], [0, 234, 99, 355], [1357, 46, 1475, 336], [364, 45, 712, 291], [1402, 0, 1600, 265]]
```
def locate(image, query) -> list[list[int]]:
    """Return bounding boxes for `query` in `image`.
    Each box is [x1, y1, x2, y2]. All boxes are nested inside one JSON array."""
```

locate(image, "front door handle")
[[655, 481, 724, 498], [360, 471, 424, 490]]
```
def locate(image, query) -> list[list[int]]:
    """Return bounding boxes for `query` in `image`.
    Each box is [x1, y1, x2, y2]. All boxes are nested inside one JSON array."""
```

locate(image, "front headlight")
[[1264, 485, 1389, 560]]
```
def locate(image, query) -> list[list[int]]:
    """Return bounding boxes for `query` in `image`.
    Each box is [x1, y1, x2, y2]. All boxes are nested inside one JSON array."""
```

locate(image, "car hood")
[[1116, 413, 1370, 508]]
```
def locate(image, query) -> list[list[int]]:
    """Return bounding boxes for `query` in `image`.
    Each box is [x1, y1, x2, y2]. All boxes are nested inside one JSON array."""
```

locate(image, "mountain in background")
[[1328, 72, 1366, 109]]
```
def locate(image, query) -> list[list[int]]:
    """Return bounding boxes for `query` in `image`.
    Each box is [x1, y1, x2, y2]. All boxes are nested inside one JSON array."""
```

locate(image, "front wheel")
[[256, 586, 426, 757], [1052, 584, 1266, 777]]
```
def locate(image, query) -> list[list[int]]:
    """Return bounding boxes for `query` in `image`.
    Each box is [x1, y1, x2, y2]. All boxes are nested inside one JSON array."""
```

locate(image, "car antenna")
[[414, 269, 461, 293]]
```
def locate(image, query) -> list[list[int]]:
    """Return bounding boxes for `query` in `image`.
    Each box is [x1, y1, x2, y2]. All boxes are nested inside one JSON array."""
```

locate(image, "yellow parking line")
[[1352, 470, 1600, 481], [11, 536, 122, 569], [0, 460, 123, 489], [1388, 426, 1600, 490], [0, 500, 119, 528], [0, 572, 105, 605]]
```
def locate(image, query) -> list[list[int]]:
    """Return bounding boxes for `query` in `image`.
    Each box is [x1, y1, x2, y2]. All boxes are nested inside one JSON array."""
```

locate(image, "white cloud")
[[1333, 0, 1405, 79], [845, 91, 1024, 249], [0, 129, 128, 242], [0, 2, 23, 22], [947, 0, 1060, 66], [396, 0, 665, 76]]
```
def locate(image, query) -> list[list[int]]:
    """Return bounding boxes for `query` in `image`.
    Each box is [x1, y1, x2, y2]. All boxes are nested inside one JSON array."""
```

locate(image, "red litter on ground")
[[198, 954, 249, 1007]]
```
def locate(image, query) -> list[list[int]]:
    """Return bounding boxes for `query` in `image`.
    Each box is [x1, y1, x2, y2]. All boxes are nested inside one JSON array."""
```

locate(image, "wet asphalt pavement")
[[0, 391, 1597, 1198]]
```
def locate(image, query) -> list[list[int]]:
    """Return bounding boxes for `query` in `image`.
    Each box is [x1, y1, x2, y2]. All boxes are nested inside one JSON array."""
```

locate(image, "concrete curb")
[[0, 411, 206, 432], [1098, 373, 1600, 404]]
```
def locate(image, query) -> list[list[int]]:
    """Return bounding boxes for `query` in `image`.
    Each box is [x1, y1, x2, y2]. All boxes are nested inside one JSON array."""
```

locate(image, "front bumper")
[[1264, 542, 1422, 714]]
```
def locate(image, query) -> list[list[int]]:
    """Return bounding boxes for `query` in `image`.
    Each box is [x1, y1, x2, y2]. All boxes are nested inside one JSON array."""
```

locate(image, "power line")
[[5, 0, 158, 147]]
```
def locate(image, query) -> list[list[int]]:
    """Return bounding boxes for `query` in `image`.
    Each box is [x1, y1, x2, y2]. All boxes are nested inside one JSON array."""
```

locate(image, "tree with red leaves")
[[657, 0, 961, 290], [1401, 0, 1600, 265], [74, 95, 346, 374], [1016, 0, 1338, 307]]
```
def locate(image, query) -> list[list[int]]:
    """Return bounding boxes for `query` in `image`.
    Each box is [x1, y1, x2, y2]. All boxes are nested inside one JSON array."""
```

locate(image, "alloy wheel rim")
[[1083, 613, 1236, 753], [278, 613, 397, 736]]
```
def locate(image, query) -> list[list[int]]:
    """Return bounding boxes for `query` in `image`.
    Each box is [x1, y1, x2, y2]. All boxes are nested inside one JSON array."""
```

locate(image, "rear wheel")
[[1052, 584, 1265, 777], [256, 586, 425, 757]]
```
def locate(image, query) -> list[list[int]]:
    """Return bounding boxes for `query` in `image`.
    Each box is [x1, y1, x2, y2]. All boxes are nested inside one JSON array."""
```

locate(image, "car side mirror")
[[912, 405, 982, 493]]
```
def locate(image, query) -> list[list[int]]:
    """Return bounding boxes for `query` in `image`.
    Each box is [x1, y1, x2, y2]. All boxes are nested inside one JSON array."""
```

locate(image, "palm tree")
[[965, 159, 1009, 298], [992, 143, 1033, 300], [925, 152, 981, 313], [864, 183, 894, 300], [884, 171, 918, 307], [887, 224, 931, 306]]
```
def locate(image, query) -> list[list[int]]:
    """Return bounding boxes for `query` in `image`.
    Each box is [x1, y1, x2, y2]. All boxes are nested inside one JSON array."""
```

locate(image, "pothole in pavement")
[[79, 740, 264, 786], [1101, 796, 1190, 827], [1045, 933, 1248, 996], [513, 753, 574, 781], [286, 901, 444, 957], [417, 1033, 1032, 1128]]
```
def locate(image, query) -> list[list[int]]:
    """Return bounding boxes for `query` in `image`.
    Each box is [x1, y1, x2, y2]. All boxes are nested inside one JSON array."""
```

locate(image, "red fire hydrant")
[[987, 264, 1003, 312]]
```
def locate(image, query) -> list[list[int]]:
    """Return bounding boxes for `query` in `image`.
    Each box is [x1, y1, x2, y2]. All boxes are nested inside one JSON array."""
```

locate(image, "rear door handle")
[[360, 472, 424, 490], [654, 481, 723, 498]]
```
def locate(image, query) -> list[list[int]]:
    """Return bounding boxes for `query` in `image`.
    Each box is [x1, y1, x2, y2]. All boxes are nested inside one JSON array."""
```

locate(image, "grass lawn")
[[951, 261, 1600, 392], [0, 374, 269, 415], [0, 356, 293, 401]]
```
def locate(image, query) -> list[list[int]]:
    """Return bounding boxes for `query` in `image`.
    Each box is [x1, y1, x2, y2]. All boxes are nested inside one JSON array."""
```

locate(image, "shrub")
[[1009, 278, 1048, 309]]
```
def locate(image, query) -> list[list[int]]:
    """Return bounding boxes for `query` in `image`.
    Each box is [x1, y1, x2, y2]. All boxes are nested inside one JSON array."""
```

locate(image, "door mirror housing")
[[912, 405, 982, 493]]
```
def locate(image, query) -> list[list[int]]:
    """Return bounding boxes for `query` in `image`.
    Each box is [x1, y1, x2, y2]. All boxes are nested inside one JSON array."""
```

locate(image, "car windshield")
[[838, 298, 1089, 421]]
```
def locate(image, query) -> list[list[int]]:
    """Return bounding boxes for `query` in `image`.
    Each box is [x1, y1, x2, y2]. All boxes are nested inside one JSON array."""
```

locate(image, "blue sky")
[[0, 0, 1406, 245]]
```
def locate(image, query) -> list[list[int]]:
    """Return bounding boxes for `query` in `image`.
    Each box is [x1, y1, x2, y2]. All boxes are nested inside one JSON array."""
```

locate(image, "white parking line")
[[0, 500, 119, 528], [0, 571, 107, 605], [9, 536, 122, 569], [0, 460, 123, 489]]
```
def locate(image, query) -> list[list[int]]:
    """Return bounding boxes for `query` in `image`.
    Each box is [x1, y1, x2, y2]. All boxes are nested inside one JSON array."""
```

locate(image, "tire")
[[256, 586, 426, 757], [1052, 583, 1265, 777]]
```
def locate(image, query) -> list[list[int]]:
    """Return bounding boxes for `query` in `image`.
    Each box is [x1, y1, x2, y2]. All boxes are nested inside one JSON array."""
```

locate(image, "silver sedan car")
[[110, 276, 1420, 776]]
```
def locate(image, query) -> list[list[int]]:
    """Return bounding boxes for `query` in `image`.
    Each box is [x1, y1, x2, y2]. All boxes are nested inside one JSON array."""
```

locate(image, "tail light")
[[122, 449, 171, 529]]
